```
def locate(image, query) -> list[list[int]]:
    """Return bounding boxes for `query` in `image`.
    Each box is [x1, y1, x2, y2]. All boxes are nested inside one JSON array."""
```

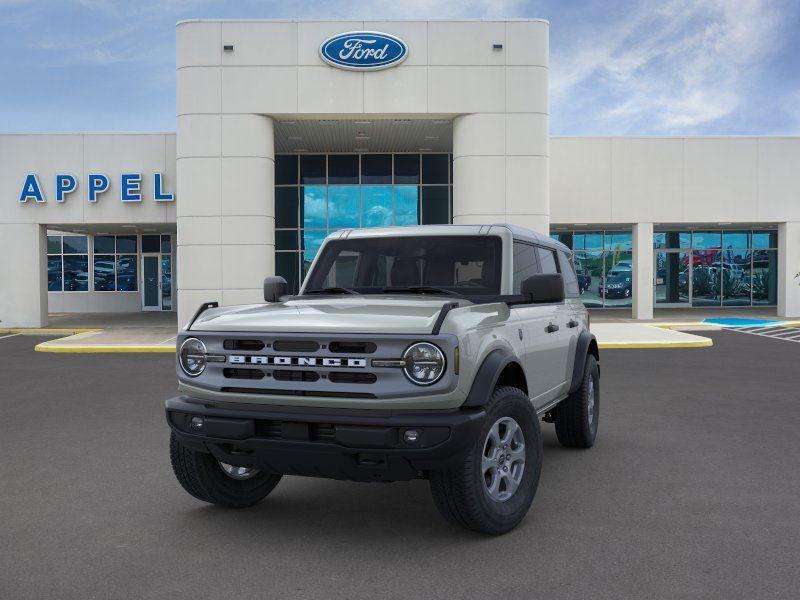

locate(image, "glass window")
[[275, 230, 298, 251], [116, 235, 137, 254], [275, 187, 299, 228], [276, 252, 299, 293], [63, 255, 89, 291], [299, 155, 325, 184], [141, 234, 160, 253], [574, 250, 603, 307], [421, 154, 448, 184], [722, 249, 752, 306], [752, 250, 777, 305], [302, 251, 317, 279], [692, 231, 721, 249], [604, 232, 632, 251], [62, 235, 88, 254], [328, 155, 359, 184], [394, 186, 419, 225], [655, 251, 690, 305], [603, 250, 633, 307], [116, 256, 137, 291], [654, 231, 691, 249], [421, 186, 449, 224], [722, 231, 750, 249], [362, 186, 392, 227], [305, 235, 502, 297], [550, 233, 573, 248], [536, 247, 558, 274], [47, 256, 62, 291], [161, 235, 172, 254], [327, 186, 360, 229], [94, 235, 115, 253], [752, 230, 777, 249], [161, 255, 172, 310], [302, 186, 326, 229], [394, 154, 420, 184], [94, 255, 116, 291], [361, 154, 391, 184], [47, 235, 62, 254], [574, 233, 603, 250], [558, 251, 580, 296], [275, 155, 298, 185], [513, 242, 539, 294], [691, 250, 721, 306], [302, 230, 326, 252]]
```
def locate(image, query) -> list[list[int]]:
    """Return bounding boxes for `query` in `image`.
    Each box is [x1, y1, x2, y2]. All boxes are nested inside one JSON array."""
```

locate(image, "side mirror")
[[263, 276, 287, 302], [521, 273, 565, 304]]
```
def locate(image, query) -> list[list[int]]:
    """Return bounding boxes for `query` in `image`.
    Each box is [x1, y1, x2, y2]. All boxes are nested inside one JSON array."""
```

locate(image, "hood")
[[189, 296, 458, 335]]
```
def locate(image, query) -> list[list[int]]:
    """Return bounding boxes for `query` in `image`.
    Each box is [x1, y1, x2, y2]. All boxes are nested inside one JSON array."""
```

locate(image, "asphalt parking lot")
[[1, 332, 799, 599]]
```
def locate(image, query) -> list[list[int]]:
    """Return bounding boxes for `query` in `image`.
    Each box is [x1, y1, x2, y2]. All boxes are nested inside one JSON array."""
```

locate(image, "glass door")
[[142, 255, 161, 311], [654, 251, 690, 307]]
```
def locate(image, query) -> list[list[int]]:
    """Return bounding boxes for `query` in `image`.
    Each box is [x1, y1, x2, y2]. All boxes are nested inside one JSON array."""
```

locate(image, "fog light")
[[189, 416, 204, 431], [403, 429, 420, 444]]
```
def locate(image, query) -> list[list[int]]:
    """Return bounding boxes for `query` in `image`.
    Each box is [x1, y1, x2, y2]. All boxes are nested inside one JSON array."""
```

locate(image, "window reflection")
[[302, 186, 326, 229], [362, 186, 392, 227], [394, 185, 419, 225], [655, 251, 690, 305], [327, 186, 359, 229]]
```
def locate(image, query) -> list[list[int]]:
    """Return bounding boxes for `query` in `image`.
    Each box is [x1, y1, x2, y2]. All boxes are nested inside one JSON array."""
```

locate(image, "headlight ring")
[[402, 342, 446, 386], [179, 337, 207, 377]]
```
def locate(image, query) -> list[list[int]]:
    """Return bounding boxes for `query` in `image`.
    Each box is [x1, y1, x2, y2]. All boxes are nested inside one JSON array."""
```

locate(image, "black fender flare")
[[462, 347, 522, 408], [569, 330, 599, 394]]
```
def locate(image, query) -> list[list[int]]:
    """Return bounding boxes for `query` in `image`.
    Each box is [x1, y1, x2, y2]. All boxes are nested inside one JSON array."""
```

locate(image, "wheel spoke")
[[508, 444, 525, 463], [481, 415, 527, 503], [500, 419, 518, 445]]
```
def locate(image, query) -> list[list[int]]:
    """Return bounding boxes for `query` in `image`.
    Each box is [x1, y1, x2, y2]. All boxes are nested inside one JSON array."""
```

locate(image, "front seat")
[[390, 258, 420, 287], [424, 259, 454, 286]]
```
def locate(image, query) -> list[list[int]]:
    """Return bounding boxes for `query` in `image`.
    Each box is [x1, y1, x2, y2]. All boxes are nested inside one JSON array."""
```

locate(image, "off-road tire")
[[553, 354, 599, 448], [169, 433, 282, 508], [429, 386, 542, 535]]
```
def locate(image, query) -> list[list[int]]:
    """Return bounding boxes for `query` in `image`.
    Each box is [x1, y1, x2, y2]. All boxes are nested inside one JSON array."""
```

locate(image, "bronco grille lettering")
[[228, 355, 367, 368]]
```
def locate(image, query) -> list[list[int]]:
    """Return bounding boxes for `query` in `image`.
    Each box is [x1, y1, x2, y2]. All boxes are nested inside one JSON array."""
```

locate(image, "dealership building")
[[1, 18, 799, 328]]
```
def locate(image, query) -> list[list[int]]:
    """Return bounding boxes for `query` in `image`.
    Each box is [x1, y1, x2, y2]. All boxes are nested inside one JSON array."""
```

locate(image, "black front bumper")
[[166, 396, 486, 482]]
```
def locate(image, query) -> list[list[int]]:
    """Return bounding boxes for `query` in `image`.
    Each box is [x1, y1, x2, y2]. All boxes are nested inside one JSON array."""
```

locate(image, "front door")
[[142, 255, 161, 311]]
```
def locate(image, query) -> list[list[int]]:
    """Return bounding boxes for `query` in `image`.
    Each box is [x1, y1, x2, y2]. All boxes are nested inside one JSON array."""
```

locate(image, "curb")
[[0, 328, 100, 335], [34, 343, 175, 353], [598, 339, 713, 349]]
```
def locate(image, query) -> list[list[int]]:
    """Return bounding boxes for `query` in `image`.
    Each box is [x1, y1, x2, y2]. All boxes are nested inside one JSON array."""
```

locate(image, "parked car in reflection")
[[599, 272, 632, 299]]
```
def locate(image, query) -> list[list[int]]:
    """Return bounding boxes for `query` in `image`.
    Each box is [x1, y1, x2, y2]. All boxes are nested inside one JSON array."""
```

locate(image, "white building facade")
[[1, 19, 798, 328]]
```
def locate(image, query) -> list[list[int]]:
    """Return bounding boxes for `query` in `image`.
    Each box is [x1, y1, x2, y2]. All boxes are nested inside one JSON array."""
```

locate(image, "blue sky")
[[1, 0, 798, 135]]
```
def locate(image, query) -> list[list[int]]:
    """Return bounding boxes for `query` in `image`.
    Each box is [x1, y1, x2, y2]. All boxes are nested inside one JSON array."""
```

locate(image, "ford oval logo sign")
[[319, 31, 408, 71]]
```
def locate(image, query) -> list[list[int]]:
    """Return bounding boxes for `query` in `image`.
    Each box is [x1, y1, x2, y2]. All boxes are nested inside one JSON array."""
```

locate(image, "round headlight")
[[403, 342, 446, 386], [179, 337, 207, 377]]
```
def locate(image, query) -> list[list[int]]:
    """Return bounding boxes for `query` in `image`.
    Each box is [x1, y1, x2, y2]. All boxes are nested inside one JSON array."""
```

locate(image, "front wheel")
[[429, 386, 542, 535], [169, 433, 282, 508]]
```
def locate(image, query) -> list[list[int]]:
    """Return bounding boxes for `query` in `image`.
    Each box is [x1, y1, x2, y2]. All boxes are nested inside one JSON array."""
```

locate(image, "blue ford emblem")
[[319, 31, 408, 71]]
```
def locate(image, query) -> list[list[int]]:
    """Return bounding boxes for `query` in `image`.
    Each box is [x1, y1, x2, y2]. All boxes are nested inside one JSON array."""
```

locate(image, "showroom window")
[[47, 235, 89, 292], [654, 229, 777, 307], [275, 153, 453, 293], [93, 235, 138, 292], [550, 231, 632, 308]]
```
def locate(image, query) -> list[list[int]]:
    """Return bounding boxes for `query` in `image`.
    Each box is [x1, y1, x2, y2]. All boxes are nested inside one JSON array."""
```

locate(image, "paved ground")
[[1, 333, 798, 599]]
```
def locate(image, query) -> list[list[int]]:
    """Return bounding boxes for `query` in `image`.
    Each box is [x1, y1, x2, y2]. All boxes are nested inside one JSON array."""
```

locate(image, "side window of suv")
[[535, 247, 559, 274], [557, 251, 581, 296], [513, 242, 539, 293]]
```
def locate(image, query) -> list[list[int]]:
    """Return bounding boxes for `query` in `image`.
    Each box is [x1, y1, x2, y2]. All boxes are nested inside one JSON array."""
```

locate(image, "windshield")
[[303, 235, 503, 297]]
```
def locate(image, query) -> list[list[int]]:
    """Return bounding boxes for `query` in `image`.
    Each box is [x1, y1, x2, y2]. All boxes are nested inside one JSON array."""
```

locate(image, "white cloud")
[[551, 0, 792, 133]]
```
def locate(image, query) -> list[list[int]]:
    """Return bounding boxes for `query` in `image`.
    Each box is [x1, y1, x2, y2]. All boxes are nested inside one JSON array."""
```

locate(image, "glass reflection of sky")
[[394, 185, 419, 226], [362, 186, 392, 227], [303, 186, 326, 229], [328, 186, 360, 228], [302, 230, 327, 251]]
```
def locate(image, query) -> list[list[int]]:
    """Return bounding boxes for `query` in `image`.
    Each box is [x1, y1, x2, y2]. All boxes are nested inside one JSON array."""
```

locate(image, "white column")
[[778, 222, 800, 318], [176, 114, 275, 326], [632, 222, 654, 320], [0, 224, 47, 327], [452, 113, 549, 234]]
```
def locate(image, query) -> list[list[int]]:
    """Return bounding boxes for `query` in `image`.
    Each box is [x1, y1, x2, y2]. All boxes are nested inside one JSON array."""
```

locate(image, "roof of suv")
[[329, 224, 570, 253]]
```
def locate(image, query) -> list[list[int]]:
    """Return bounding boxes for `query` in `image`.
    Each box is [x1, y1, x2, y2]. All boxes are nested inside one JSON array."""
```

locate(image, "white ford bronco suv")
[[167, 224, 599, 534]]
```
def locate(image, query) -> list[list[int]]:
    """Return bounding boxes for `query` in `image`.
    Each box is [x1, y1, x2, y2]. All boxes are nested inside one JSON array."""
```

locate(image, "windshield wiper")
[[381, 285, 460, 296], [303, 287, 360, 295]]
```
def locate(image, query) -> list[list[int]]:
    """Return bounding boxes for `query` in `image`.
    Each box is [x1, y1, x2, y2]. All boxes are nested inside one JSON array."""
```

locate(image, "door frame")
[[141, 253, 163, 311]]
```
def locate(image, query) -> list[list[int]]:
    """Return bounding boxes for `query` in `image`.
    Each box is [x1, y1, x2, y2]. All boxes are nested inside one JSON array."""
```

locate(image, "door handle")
[[567, 320, 579, 328], [545, 323, 559, 334]]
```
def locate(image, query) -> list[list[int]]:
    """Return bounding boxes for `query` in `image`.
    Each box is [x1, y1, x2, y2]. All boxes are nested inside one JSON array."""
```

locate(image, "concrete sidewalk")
[[1, 310, 717, 353]]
